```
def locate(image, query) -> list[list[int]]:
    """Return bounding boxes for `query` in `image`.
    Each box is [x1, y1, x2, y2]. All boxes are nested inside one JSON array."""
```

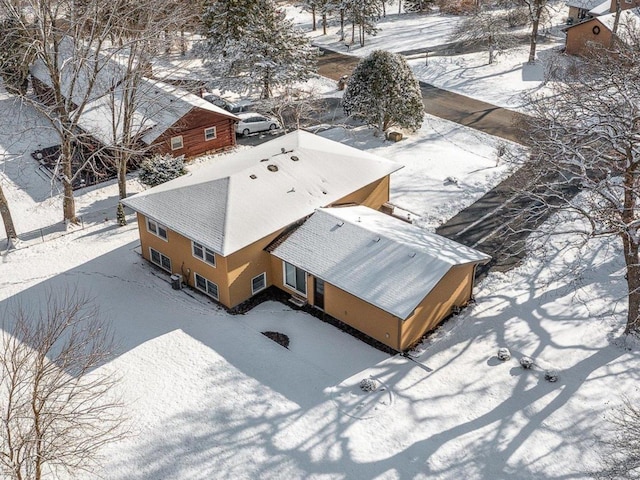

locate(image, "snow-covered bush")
[[359, 378, 378, 392], [138, 154, 186, 187], [544, 370, 559, 382], [497, 347, 511, 361], [520, 356, 534, 369]]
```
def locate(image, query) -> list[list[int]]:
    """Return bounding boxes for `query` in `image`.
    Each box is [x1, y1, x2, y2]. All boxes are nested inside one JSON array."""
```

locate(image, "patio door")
[[314, 278, 325, 311]]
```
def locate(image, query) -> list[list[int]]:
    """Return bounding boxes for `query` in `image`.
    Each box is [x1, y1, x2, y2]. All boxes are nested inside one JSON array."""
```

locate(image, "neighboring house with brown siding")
[[77, 78, 239, 158], [30, 38, 238, 158], [122, 130, 490, 351], [564, 2, 640, 55]]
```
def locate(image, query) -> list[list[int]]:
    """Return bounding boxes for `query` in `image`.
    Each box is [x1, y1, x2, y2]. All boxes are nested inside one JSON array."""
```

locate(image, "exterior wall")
[[331, 176, 391, 210], [135, 212, 233, 304], [399, 264, 476, 350], [153, 107, 237, 158], [136, 212, 288, 309], [225, 230, 283, 308], [269, 258, 403, 349], [565, 19, 613, 55]]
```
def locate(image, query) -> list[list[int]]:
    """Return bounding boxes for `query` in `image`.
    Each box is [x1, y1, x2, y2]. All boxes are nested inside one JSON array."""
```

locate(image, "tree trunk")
[[623, 233, 640, 334], [622, 166, 640, 334], [382, 0, 386, 17], [60, 142, 77, 224], [322, 13, 327, 35], [311, 6, 316, 31], [117, 153, 128, 200], [351, 20, 355, 44], [612, 0, 621, 37], [528, 2, 542, 64], [0, 184, 17, 246], [399, 0, 402, 14], [340, 9, 345, 40]]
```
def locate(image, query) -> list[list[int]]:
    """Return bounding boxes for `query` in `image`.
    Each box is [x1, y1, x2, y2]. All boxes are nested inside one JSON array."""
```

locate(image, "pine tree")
[[344, 0, 383, 46], [201, 0, 264, 50], [403, 0, 434, 12], [199, 0, 317, 98], [138, 154, 186, 187], [116, 202, 127, 226], [343, 50, 424, 134]]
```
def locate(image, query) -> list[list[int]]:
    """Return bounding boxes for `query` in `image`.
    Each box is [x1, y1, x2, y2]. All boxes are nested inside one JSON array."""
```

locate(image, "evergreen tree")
[[201, 0, 263, 50], [199, 0, 317, 98], [403, 0, 434, 12], [116, 202, 127, 226], [138, 154, 186, 187], [345, 0, 383, 46], [343, 50, 423, 133]]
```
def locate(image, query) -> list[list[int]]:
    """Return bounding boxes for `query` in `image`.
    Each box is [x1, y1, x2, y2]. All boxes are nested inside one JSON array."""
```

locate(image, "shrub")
[[138, 153, 187, 187]]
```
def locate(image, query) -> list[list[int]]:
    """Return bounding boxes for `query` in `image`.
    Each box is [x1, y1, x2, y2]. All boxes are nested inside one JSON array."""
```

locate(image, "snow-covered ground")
[[1, 4, 637, 479], [290, 5, 569, 111]]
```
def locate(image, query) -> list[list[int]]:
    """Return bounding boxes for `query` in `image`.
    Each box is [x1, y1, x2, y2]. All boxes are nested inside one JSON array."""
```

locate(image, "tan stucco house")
[[122, 130, 490, 351]]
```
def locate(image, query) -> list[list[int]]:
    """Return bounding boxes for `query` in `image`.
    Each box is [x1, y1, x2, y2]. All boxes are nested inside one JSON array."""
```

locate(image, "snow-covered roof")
[[598, 7, 640, 32], [589, 0, 612, 16], [271, 206, 490, 320], [30, 37, 127, 107], [567, 0, 607, 10], [122, 130, 403, 256], [76, 77, 238, 146]]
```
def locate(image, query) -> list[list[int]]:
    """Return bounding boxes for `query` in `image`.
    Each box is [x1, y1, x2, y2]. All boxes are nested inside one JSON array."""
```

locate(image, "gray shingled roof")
[[271, 206, 491, 320], [122, 130, 403, 256]]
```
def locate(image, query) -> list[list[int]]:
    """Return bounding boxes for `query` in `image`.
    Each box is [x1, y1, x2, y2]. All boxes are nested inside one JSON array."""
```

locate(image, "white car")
[[236, 113, 280, 136]]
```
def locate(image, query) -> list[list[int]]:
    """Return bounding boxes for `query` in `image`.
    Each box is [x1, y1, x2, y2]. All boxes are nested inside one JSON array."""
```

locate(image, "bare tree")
[[520, 0, 549, 64], [262, 87, 323, 132], [523, 19, 640, 334], [596, 398, 640, 479], [0, 286, 123, 480], [0, 0, 128, 224], [450, 10, 516, 64]]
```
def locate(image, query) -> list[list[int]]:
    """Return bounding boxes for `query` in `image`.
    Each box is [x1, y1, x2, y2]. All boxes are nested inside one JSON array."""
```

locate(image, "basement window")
[[194, 273, 219, 300], [149, 247, 171, 272], [252, 273, 266, 294]]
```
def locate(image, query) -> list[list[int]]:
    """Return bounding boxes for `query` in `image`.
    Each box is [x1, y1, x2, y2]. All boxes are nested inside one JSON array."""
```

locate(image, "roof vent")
[[374, 237, 381, 242], [291, 155, 299, 161], [267, 164, 279, 172], [281, 147, 286, 153], [409, 252, 416, 258], [260, 158, 269, 162], [337, 221, 344, 227], [250, 174, 257, 179]]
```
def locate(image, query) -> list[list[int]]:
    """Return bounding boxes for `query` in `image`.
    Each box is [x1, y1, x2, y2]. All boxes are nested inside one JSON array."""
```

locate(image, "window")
[[251, 273, 266, 294], [194, 273, 219, 300], [192, 241, 216, 266], [170, 135, 183, 151], [284, 262, 307, 296], [149, 247, 171, 272], [147, 218, 168, 240], [204, 126, 217, 141]]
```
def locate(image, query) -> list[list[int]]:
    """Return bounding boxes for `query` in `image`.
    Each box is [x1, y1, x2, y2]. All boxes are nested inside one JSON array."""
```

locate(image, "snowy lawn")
[[289, 7, 568, 111], [0, 185, 636, 480], [319, 118, 524, 230]]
